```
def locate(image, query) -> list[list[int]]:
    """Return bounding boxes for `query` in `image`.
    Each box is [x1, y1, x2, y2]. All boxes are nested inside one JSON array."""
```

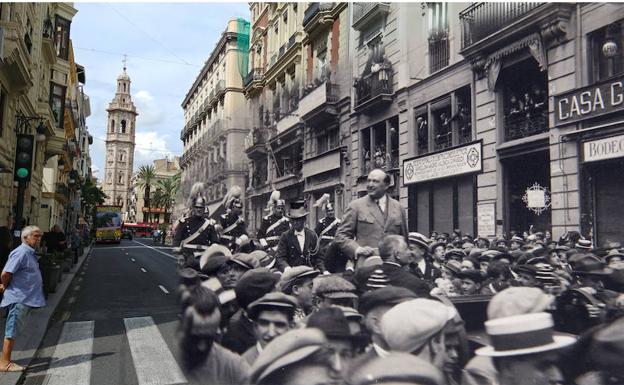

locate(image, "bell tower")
[[102, 61, 138, 218]]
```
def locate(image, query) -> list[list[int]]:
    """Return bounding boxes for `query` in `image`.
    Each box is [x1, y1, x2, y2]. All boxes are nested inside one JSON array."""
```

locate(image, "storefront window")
[[590, 20, 624, 82]]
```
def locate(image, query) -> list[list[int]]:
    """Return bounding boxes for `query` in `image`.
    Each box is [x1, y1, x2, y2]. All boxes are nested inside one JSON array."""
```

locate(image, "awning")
[[302, 149, 341, 178]]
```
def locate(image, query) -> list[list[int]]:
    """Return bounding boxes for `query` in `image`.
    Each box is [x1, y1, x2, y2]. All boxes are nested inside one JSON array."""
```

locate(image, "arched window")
[[118, 171, 124, 184], [119, 151, 124, 162], [121, 120, 127, 133], [123, 83, 126, 93], [111, 119, 115, 133]]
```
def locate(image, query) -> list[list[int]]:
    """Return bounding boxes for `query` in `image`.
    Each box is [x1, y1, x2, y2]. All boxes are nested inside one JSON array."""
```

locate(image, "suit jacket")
[[275, 228, 323, 271], [354, 262, 431, 297], [334, 194, 408, 260]]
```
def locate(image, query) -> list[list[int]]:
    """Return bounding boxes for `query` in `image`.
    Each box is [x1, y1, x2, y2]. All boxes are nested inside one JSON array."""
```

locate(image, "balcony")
[[354, 65, 394, 112], [352, 3, 390, 31], [459, 3, 544, 49], [215, 80, 226, 98], [429, 34, 449, 74], [361, 149, 399, 176], [299, 81, 339, 122], [304, 3, 335, 29], [504, 110, 548, 142], [244, 67, 265, 88], [245, 127, 273, 158]]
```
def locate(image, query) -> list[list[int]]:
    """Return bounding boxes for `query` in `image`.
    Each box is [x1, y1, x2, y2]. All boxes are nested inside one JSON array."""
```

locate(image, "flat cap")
[[250, 328, 327, 384], [247, 291, 298, 320], [307, 307, 354, 340], [235, 268, 280, 309], [228, 253, 260, 270], [487, 287, 554, 320], [348, 353, 445, 385], [199, 244, 232, 275], [313, 275, 357, 299], [278, 266, 320, 292], [250, 250, 276, 269], [358, 286, 417, 315], [381, 299, 456, 353]]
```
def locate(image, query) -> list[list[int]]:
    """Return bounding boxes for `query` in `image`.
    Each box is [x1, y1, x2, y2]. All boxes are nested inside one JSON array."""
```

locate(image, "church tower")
[[103, 63, 138, 217]]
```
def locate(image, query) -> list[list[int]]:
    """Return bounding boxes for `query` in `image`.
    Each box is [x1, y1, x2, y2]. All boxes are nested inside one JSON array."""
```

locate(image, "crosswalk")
[[39, 316, 188, 385]]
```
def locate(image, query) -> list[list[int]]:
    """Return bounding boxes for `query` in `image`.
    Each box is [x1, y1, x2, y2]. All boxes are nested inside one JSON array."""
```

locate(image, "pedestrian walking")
[[0, 225, 46, 372]]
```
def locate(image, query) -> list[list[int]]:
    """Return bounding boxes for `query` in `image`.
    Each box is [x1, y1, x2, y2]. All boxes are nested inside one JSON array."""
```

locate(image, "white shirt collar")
[[295, 229, 305, 236], [376, 194, 387, 207], [256, 341, 264, 353]]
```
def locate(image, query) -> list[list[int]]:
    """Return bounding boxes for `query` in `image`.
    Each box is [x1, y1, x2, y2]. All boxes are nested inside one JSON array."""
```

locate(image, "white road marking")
[[140, 268, 147, 273], [158, 285, 169, 294], [67, 296, 76, 304], [124, 316, 187, 385], [131, 258, 136, 262], [132, 240, 177, 261], [73, 285, 80, 291], [45, 321, 94, 385]]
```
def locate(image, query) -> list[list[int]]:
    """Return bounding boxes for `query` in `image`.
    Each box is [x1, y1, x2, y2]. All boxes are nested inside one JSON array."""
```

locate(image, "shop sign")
[[583, 134, 624, 163], [477, 202, 496, 237], [403, 141, 482, 185], [554, 76, 624, 126], [522, 183, 551, 215]]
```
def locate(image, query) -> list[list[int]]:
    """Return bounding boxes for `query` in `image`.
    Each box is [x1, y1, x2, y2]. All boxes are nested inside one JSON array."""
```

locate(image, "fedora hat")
[[476, 312, 576, 357], [287, 207, 309, 219], [573, 256, 613, 276]]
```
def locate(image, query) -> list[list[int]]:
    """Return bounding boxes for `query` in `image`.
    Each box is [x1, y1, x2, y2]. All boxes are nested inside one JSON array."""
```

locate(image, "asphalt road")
[[20, 238, 194, 385]]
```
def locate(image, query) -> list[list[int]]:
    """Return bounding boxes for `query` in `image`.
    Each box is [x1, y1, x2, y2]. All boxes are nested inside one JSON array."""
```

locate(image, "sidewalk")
[[0, 243, 93, 385]]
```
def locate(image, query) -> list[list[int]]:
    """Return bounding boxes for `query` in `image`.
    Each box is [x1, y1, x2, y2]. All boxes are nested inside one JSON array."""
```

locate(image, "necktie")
[[376, 199, 384, 214]]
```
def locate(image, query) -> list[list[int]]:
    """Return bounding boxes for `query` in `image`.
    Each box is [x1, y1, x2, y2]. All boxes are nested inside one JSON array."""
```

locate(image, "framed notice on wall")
[[477, 202, 496, 237]]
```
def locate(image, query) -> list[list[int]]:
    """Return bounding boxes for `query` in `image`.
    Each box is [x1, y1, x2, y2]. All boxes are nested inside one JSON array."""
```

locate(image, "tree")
[[152, 172, 181, 223], [80, 178, 107, 236], [136, 164, 156, 223]]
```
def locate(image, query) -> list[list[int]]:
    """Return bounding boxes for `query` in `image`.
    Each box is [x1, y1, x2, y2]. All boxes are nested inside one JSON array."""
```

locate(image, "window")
[[49, 82, 66, 128], [54, 16, 71, 60], [119, 151, 124, 162], [590, 20, 624, 82], [110, 119, 115, 133], [121, 120, 127, 133], [360, 117, 399, 174], [315, 126, 338, 155], [428, 2, 449, 73], [499, 59, 547, 141], [415, 86, 472, 155]]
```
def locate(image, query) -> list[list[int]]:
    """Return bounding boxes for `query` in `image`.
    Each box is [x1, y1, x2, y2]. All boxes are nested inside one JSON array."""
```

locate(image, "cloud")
[[134, 89, 165, 126], [134, 131, 174, 168]]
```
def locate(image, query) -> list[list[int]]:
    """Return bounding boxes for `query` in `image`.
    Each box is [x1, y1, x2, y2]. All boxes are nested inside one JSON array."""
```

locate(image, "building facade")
[[0, 3, 92, 233], [244, 2, 351, 233], [102, 66, 137, 218], [180, 18, 250, 217]]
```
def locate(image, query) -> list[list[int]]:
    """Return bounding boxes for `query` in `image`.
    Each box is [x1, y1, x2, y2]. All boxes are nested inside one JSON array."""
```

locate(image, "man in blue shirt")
[[0, 225, 45, 372]]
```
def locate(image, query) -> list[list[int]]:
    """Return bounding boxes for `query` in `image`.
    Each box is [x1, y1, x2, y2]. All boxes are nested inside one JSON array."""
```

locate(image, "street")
[[21, 239, 188, 385]]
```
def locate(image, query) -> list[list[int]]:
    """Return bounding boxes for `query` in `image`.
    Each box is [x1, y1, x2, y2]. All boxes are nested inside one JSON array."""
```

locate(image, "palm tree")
[[152, 172, 181, 223], [136, 165, 156, 223]]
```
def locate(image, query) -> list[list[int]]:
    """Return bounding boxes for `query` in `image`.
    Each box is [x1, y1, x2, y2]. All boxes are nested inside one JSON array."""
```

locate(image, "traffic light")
[[14, 134, 34, 182]]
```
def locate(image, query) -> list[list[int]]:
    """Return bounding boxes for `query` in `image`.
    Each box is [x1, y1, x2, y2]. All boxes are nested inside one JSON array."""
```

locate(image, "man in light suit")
[[334, 169, 408, 267]]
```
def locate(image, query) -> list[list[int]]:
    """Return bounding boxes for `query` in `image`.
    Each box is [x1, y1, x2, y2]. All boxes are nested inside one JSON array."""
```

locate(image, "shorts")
[[4, 303, 31, 339]]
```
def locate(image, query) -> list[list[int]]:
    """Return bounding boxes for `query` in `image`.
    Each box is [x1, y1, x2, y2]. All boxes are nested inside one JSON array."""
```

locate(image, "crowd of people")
[[172, 169, 624, 385]]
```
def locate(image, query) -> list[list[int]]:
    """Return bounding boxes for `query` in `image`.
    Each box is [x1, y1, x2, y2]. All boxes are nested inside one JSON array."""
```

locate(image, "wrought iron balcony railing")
[[354, 67, 394, 108], [459, 2, 545, 49], [244, 67, 265, 87], [504, 110, 548, 142]]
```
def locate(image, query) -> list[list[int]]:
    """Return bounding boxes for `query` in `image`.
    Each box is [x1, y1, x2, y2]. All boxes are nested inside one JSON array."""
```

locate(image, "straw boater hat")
[[476, 312, 576, 357]]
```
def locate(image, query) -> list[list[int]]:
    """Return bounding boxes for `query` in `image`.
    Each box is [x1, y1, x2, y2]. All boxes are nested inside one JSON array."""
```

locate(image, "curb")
[[0, 243, 93, 385]]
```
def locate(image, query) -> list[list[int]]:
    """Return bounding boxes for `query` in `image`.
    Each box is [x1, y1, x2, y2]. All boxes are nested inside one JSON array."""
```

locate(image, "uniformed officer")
[[173, 193, 220, 269], [218, 186, 251, 252], [257, 190, 290, 254], [314, 193, 341, 250]]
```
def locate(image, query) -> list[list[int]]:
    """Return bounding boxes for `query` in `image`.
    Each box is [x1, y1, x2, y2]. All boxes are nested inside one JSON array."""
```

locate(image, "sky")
[[71, 2, 250, 178]]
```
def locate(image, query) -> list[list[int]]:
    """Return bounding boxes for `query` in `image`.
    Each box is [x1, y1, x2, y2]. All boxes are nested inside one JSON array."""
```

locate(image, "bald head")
[[367, 169, 390, 199]]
